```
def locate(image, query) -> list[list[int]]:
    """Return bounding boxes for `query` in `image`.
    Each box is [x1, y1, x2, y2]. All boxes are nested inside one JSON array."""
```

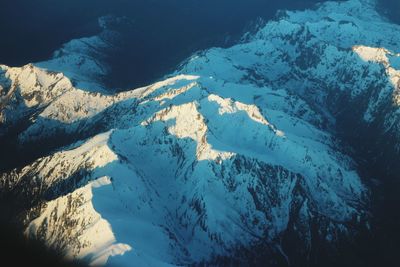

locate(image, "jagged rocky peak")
[[0, 64, 73, 131], [0, 0, 399, 266], [3, 72, 367, 265], [2, 70, 367, 265]]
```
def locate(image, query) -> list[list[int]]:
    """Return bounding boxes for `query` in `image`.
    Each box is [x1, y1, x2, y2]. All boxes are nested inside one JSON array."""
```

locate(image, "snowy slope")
[[0, 64, 74, 136], [36, 16, 127, 93], [3, 74, 366, 266], [1, 0, 400, 266]]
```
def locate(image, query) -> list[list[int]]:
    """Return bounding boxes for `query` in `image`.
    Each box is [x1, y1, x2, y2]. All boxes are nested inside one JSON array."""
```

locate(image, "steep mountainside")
[[0, 0, 399, 266]]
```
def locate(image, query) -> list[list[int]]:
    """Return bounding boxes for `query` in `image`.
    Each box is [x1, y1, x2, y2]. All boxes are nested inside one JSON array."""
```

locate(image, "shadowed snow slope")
[[1, 0, 399, 266]]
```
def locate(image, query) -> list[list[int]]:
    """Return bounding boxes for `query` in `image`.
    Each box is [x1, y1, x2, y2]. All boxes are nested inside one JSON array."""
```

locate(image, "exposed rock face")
[[0, 0, 399, 266]]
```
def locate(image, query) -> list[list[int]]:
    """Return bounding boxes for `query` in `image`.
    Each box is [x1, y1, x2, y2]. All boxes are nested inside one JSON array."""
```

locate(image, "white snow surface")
[[1, 0, 400, 266]]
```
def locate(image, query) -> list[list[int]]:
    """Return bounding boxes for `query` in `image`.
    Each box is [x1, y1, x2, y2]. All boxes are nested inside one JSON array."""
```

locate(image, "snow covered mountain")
[[0, 0, 399, 266]]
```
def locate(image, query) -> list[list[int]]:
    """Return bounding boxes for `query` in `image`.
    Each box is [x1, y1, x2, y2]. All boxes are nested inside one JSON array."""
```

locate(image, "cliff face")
[[0, 0, 399, 266]]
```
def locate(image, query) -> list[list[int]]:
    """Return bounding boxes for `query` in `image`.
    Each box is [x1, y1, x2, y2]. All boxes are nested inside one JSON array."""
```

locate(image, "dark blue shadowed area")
[[377, 0, 400, 24], [1, 0, 341, 90], [0, 0, 398, 90]]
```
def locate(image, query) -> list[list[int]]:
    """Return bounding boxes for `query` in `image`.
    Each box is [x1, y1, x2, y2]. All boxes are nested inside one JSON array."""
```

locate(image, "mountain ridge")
[[0, 0, 399, 266]]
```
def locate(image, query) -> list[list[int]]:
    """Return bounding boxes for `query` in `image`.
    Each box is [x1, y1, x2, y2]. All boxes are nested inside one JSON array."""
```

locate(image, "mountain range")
[[0, 0, 399, 266]]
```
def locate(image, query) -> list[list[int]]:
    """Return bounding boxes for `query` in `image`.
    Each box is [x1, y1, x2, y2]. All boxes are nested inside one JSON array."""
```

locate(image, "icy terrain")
[[0, 0, 399, 266]]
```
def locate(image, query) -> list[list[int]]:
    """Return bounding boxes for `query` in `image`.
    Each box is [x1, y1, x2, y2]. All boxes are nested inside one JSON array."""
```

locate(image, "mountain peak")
[[1, 0, 399, 266]]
